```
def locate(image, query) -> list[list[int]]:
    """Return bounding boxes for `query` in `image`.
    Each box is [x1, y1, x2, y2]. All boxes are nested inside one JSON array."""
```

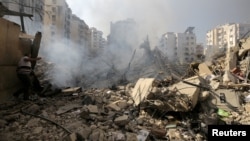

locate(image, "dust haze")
[[43, 0, 250, 88]]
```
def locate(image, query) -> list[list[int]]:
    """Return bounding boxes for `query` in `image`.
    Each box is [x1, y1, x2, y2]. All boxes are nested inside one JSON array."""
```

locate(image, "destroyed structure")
[[1, 34, 250, 140], [1, 3, 250, 140]]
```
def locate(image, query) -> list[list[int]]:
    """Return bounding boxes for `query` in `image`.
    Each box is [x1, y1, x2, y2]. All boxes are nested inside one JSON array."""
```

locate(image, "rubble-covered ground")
[[2, 38, 250, 141], [0, 85, 205, 141], [1, 78, 250, 141]]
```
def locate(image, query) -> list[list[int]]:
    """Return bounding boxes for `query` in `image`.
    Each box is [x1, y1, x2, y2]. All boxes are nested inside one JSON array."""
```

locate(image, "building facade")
[[89, 27, 106, 57], [159, 27, 197, 64], [70, 14, 90, 48], [1, 0, 106, 56], [42, 0, 72, 47], [107, 18, 138, 51], [205, 23, 250, 58]]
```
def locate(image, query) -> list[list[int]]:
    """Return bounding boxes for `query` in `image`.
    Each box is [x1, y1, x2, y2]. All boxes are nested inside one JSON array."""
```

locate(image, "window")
[[52, 15, 56, 21], [52, 7, 56, 12]]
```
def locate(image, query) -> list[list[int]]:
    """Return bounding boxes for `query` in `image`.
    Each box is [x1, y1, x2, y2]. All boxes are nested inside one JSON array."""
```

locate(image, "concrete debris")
[[62, 87, 82, 95], [56, 104, 82, 115], [212, 89, 242, 112], [137, 130, 149, 141], [2, 38, 250, 141], [114, 115, 129, 126], [130, 78, 155, 106]]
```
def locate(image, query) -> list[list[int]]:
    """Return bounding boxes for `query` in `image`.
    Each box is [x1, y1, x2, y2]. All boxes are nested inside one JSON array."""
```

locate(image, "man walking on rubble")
[[13, 53, 42, 100]]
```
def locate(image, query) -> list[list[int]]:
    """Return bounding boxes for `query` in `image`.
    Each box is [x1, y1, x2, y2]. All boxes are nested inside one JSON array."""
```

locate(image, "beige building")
[[205, 23, 250, 58], [159, 27, 197, 64], [42, 0, 72, 48], [108, 19, 138, 50], [89, 27, 106, 57], [70, 14, 90, 48], [195, 44, 204, 60]]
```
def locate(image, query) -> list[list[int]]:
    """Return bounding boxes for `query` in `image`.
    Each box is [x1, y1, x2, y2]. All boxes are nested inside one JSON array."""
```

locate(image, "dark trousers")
[[14, 73, 31, 100]]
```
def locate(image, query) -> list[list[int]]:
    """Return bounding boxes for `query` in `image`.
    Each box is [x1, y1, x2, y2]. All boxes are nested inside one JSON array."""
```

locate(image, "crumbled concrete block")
[[87, 105, 99, 114], [62, 87, 82, 93], [107, 103, 121, 111], [116, 100, 128, 109], [114, 115, 129, 126], [150, 128, 166, 138], [77, 126, 92, 140], [33, 127, 43, 134], [126, 132, 138, 141], [199, 63, 212, 75], [168, 76, 201, 110], [56, 104, 82, 115], [137, 130, 149, 141], [131, 78, 155, 106]]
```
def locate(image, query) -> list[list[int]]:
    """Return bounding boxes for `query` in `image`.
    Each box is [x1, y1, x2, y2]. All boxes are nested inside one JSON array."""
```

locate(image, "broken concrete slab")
[[130, 78, 155, 106], [62, 87, 82, 94], [106, 102, 121, 111], [225, 48, 238, 71], [114, 115, 129, 126], [209, 80, 220, 90], [56, 104, 82, 115], [238, 38, 250, 57], [137, 130, 149, 141], [77, 126, 92, 140], [86, 105, 99, 114], [169, 76, 201, 109], [212, 89, 241, 112], [198, 63, 212, 75], [126, 132, 138, 141]]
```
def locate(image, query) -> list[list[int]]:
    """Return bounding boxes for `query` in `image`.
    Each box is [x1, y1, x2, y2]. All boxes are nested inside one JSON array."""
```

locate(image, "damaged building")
[[2, 23, 250, 140], [2, 1, 250, 141]]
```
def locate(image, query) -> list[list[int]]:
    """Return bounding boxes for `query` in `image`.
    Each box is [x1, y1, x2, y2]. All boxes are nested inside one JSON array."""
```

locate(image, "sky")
[[66, 0, 250, 45]]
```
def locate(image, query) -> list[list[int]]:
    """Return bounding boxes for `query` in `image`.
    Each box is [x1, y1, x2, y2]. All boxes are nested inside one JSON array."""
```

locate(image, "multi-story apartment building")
[[107, 18, 138, 51], [0, 0, 44, 35], [159, 27, 197, 64], [159, 32, 176, 62], [43, 0, 72, 47], [1, 0, 106, 56], [196, 44, 204, 60], [89, 27, 106, 57], [70, 14, 90, 48], [205, 23, 250, 58]]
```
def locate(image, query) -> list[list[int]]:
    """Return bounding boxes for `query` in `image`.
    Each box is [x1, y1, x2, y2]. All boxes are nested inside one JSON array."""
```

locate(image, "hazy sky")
[[66, 0, 250, 45]]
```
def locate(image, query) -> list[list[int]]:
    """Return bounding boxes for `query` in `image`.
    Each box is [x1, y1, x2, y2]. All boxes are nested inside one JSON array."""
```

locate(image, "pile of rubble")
[[1, 39, 250, 141]]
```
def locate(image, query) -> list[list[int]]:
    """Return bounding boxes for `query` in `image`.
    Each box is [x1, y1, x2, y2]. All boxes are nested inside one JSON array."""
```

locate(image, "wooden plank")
[[31, 32, 42, 69]]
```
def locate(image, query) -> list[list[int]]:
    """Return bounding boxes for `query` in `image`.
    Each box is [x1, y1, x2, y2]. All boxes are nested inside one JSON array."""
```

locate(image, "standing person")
[[13, 53, 42, 100]]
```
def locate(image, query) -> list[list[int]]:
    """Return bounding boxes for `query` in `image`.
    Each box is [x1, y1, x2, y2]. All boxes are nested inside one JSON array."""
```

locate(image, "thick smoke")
[[42, 0, 250, 88], [40, 32, 146, 89], [67, 0, 250, 45]]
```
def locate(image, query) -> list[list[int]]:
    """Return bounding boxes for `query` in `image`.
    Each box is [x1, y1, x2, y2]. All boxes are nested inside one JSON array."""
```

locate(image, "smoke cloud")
[[66, 0, 250, 45], [40, 0, 250, 88]]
